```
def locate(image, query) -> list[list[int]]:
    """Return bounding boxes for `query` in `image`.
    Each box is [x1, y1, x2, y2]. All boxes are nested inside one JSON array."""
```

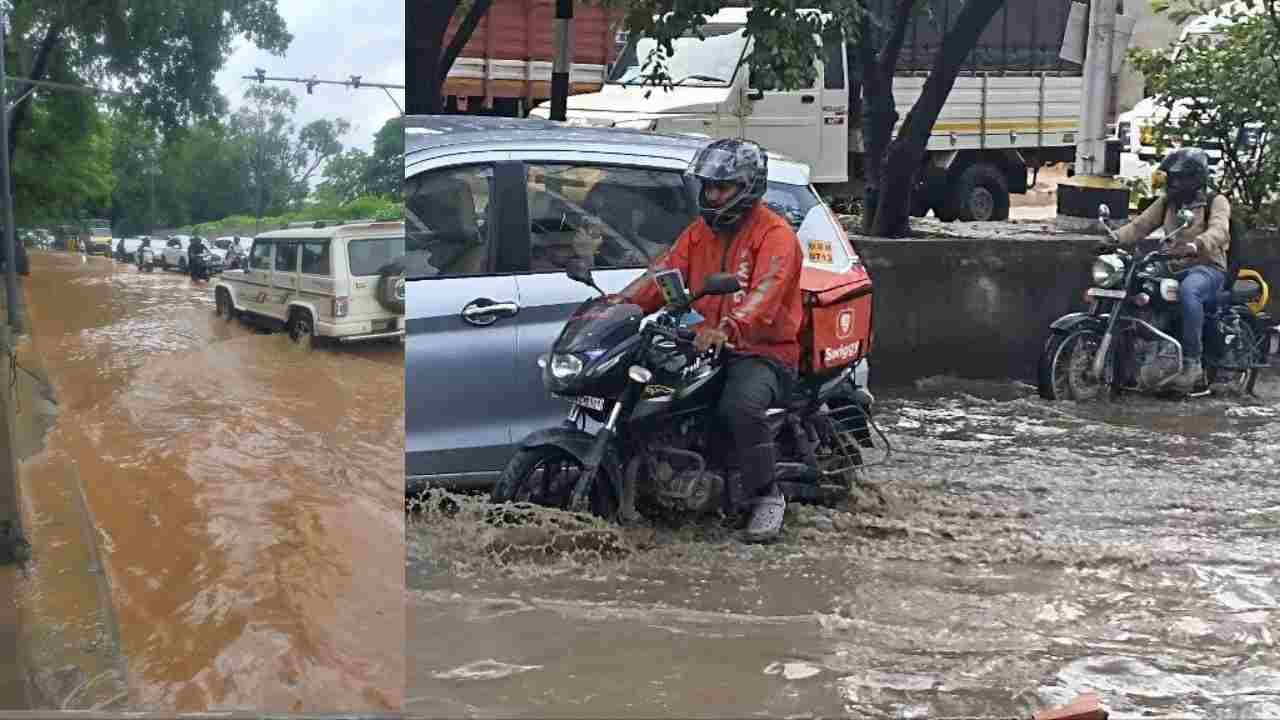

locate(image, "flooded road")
[[408, 374, 1280, 718], [16, 251, 403, 712]]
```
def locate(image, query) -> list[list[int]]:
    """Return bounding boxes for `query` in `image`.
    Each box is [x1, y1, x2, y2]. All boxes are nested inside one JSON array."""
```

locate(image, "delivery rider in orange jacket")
[[613, 138, 805, 541]]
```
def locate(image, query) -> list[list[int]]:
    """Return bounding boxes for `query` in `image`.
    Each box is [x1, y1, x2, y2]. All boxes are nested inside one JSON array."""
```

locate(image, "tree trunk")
[[408, 1, 460, 114], [7, 22, 65, 163], [858, 0, 914, 234], [870, 0, 1007, 237]]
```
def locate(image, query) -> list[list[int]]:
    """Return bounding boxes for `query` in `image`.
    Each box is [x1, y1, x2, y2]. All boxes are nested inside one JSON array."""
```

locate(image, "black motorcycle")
[[491, 261, 875, 521], [1039, 203, 1280, 400]]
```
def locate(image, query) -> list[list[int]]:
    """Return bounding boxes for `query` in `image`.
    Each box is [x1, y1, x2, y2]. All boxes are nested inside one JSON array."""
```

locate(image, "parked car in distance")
[[403, 115, 874, 494], [212, 220, 407, 346], [160, 235, 191, 269]]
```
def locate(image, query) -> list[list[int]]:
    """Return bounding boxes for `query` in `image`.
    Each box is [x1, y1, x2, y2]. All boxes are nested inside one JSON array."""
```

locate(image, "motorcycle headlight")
[[550, 353, 584, 380], [1091, 254, 1126, 288]]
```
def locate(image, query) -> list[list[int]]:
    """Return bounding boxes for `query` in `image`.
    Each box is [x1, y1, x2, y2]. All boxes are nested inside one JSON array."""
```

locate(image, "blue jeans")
[[1176, 265, 1226, 360]]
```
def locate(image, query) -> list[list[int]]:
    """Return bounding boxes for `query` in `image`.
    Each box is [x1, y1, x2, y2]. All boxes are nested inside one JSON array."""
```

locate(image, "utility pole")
[[1077, 0, 1118, 179], [1056, 0, 1136, 232], [1, 12, 19, 333], [550, 0, 574, 121]]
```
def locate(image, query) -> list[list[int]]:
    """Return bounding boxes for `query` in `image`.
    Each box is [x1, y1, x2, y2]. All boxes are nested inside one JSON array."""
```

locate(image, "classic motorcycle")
[[1039, 203, 1280, 400], [491, 261, 875, 522], [136, 246, 155, 272]]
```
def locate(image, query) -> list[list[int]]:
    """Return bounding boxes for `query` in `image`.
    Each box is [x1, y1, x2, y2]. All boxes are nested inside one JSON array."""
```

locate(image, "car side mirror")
[[697, 272, 741, 298]]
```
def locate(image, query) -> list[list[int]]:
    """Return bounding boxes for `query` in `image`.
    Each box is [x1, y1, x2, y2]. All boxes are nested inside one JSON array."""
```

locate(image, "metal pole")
[[1076, 0, 1118, 177], [550, 0, 574, 121], [1, 13, 20, 331]]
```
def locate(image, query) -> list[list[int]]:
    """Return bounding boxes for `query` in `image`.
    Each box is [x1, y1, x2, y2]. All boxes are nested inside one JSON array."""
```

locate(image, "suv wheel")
[[288, 309, 314, 347], [216, 289, 236, 322], [376, 260, 406, 314]]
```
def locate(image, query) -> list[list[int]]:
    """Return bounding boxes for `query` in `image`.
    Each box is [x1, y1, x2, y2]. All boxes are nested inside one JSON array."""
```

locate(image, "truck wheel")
[[952, 163, 1010, 221]]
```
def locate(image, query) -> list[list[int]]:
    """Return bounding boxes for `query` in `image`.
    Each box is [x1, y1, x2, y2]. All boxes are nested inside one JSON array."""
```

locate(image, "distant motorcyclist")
[[116, 238, 127, 259], [611, 138, 805, 542], [1109, 147, 1230, 393]]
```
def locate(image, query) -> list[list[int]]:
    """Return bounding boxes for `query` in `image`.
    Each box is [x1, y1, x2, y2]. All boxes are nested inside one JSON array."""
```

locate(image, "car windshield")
[[348, 237, 406, 276], [608, 25, 747, 86], [764, 181, 854, 269]]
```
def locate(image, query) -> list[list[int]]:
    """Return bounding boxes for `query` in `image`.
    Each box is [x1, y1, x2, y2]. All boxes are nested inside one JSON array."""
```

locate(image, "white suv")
[[212, 220, 406, 345]]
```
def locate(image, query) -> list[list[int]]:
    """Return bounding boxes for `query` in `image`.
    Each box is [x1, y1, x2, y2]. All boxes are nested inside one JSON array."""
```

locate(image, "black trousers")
[[716, 354, 796, 501]]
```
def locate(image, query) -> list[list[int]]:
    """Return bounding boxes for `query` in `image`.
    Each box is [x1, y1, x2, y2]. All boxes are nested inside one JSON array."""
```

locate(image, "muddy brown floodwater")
[[408, 374, 1280, 719], [15, 251, 403, 712]]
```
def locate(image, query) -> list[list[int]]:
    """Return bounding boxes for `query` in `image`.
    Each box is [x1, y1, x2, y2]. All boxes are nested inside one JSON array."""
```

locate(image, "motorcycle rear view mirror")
[[565, 258, 605, 296], [1177, 208, 1194, 227], [696, 272, 742, 299], [1098, 203, 1111, 221]]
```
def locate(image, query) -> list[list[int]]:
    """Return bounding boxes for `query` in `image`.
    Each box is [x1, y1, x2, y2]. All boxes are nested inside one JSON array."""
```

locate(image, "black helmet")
[[1159, 147, 1210, 206], [688, 138, 768, 231]]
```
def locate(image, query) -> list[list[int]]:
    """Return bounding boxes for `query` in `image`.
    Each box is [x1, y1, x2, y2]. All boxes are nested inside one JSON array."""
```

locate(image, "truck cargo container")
[[440, 0, 622, 116], [532, 2, 1119, 222]]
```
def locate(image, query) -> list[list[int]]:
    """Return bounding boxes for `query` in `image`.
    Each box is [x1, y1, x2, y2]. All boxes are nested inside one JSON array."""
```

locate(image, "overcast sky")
[[214, 0, 405, 154]]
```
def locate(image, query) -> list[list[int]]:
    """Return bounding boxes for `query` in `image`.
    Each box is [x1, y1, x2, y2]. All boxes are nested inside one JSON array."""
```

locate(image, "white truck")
[[532, 3, 1094, 221]]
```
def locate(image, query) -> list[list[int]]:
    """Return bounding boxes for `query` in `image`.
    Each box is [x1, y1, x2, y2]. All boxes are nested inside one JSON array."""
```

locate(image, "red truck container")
[[441, 0, 622, 116]]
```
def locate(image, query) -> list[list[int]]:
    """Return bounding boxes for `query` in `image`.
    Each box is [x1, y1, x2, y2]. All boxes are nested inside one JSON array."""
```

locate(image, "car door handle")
[[801, 95, 815, 104], [461, 299, 520, 326]]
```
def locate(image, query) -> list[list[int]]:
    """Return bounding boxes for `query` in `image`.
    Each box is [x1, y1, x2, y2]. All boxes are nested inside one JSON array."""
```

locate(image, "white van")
[[213, 220, 406, 345]]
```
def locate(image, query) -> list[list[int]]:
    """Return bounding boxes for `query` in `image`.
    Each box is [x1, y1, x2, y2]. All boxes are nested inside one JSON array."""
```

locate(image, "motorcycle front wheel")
[[492, 446, 619, 518], [1040, 329, 1108, 401]]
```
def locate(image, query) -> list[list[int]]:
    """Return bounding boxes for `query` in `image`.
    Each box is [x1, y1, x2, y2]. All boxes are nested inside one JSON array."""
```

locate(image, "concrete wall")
[[856, 230, 1280, 386]]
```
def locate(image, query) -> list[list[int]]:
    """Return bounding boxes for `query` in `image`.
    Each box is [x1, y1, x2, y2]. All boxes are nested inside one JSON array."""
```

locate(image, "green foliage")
[[172, 195, 404, 235], [12, 91, 115, 227], [1129, 0, 1280, 225], [6, 0, 292, 134], [596, 0, 867, 94]]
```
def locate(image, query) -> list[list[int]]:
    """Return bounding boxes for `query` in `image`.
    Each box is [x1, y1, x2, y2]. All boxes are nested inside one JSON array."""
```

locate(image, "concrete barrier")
[[854, 229, 1280, 386]]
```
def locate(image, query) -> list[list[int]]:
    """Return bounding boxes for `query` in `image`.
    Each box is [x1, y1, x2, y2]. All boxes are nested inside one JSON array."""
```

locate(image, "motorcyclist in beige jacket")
[[1109, 148, 1230, 392]]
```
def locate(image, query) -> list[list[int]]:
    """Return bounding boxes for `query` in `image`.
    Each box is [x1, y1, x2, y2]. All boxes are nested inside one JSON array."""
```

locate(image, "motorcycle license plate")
[[1087, 288, 1127, 299], [573, 396, 606, 411]]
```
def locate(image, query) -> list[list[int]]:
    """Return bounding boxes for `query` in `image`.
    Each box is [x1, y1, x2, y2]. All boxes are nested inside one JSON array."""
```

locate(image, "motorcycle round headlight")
[[1091, 254, 1125, 288], [550, 353, 584, 380]]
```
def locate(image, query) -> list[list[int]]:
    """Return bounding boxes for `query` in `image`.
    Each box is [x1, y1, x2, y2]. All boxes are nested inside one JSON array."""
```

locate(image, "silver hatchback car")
[[404, 116, 870, 493]]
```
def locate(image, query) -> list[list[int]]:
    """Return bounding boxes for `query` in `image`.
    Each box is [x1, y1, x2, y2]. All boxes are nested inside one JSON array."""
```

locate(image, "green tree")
[[11, 90, 114, 228], [1130, 1, 1280, 224], [291, 117, 352, 205], [3, 0, 291, 163], [230, 85, 298, 218], [319, 148, 373, 204], [364, 115, 404, 199]]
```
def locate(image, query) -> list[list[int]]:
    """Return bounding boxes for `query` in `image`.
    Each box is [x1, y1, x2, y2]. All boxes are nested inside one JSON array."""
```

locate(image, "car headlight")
[[550, 353, 584, 380], [1091, 254, 1126, 288]]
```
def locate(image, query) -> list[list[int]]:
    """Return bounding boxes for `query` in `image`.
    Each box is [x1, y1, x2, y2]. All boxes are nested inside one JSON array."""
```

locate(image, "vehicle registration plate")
[[1086, 288, 1127, 299], [573, 395, 606, 411]]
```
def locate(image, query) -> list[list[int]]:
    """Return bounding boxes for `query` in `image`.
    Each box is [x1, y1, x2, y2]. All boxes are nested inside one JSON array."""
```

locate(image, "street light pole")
[[1, 12, 21, 332]]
